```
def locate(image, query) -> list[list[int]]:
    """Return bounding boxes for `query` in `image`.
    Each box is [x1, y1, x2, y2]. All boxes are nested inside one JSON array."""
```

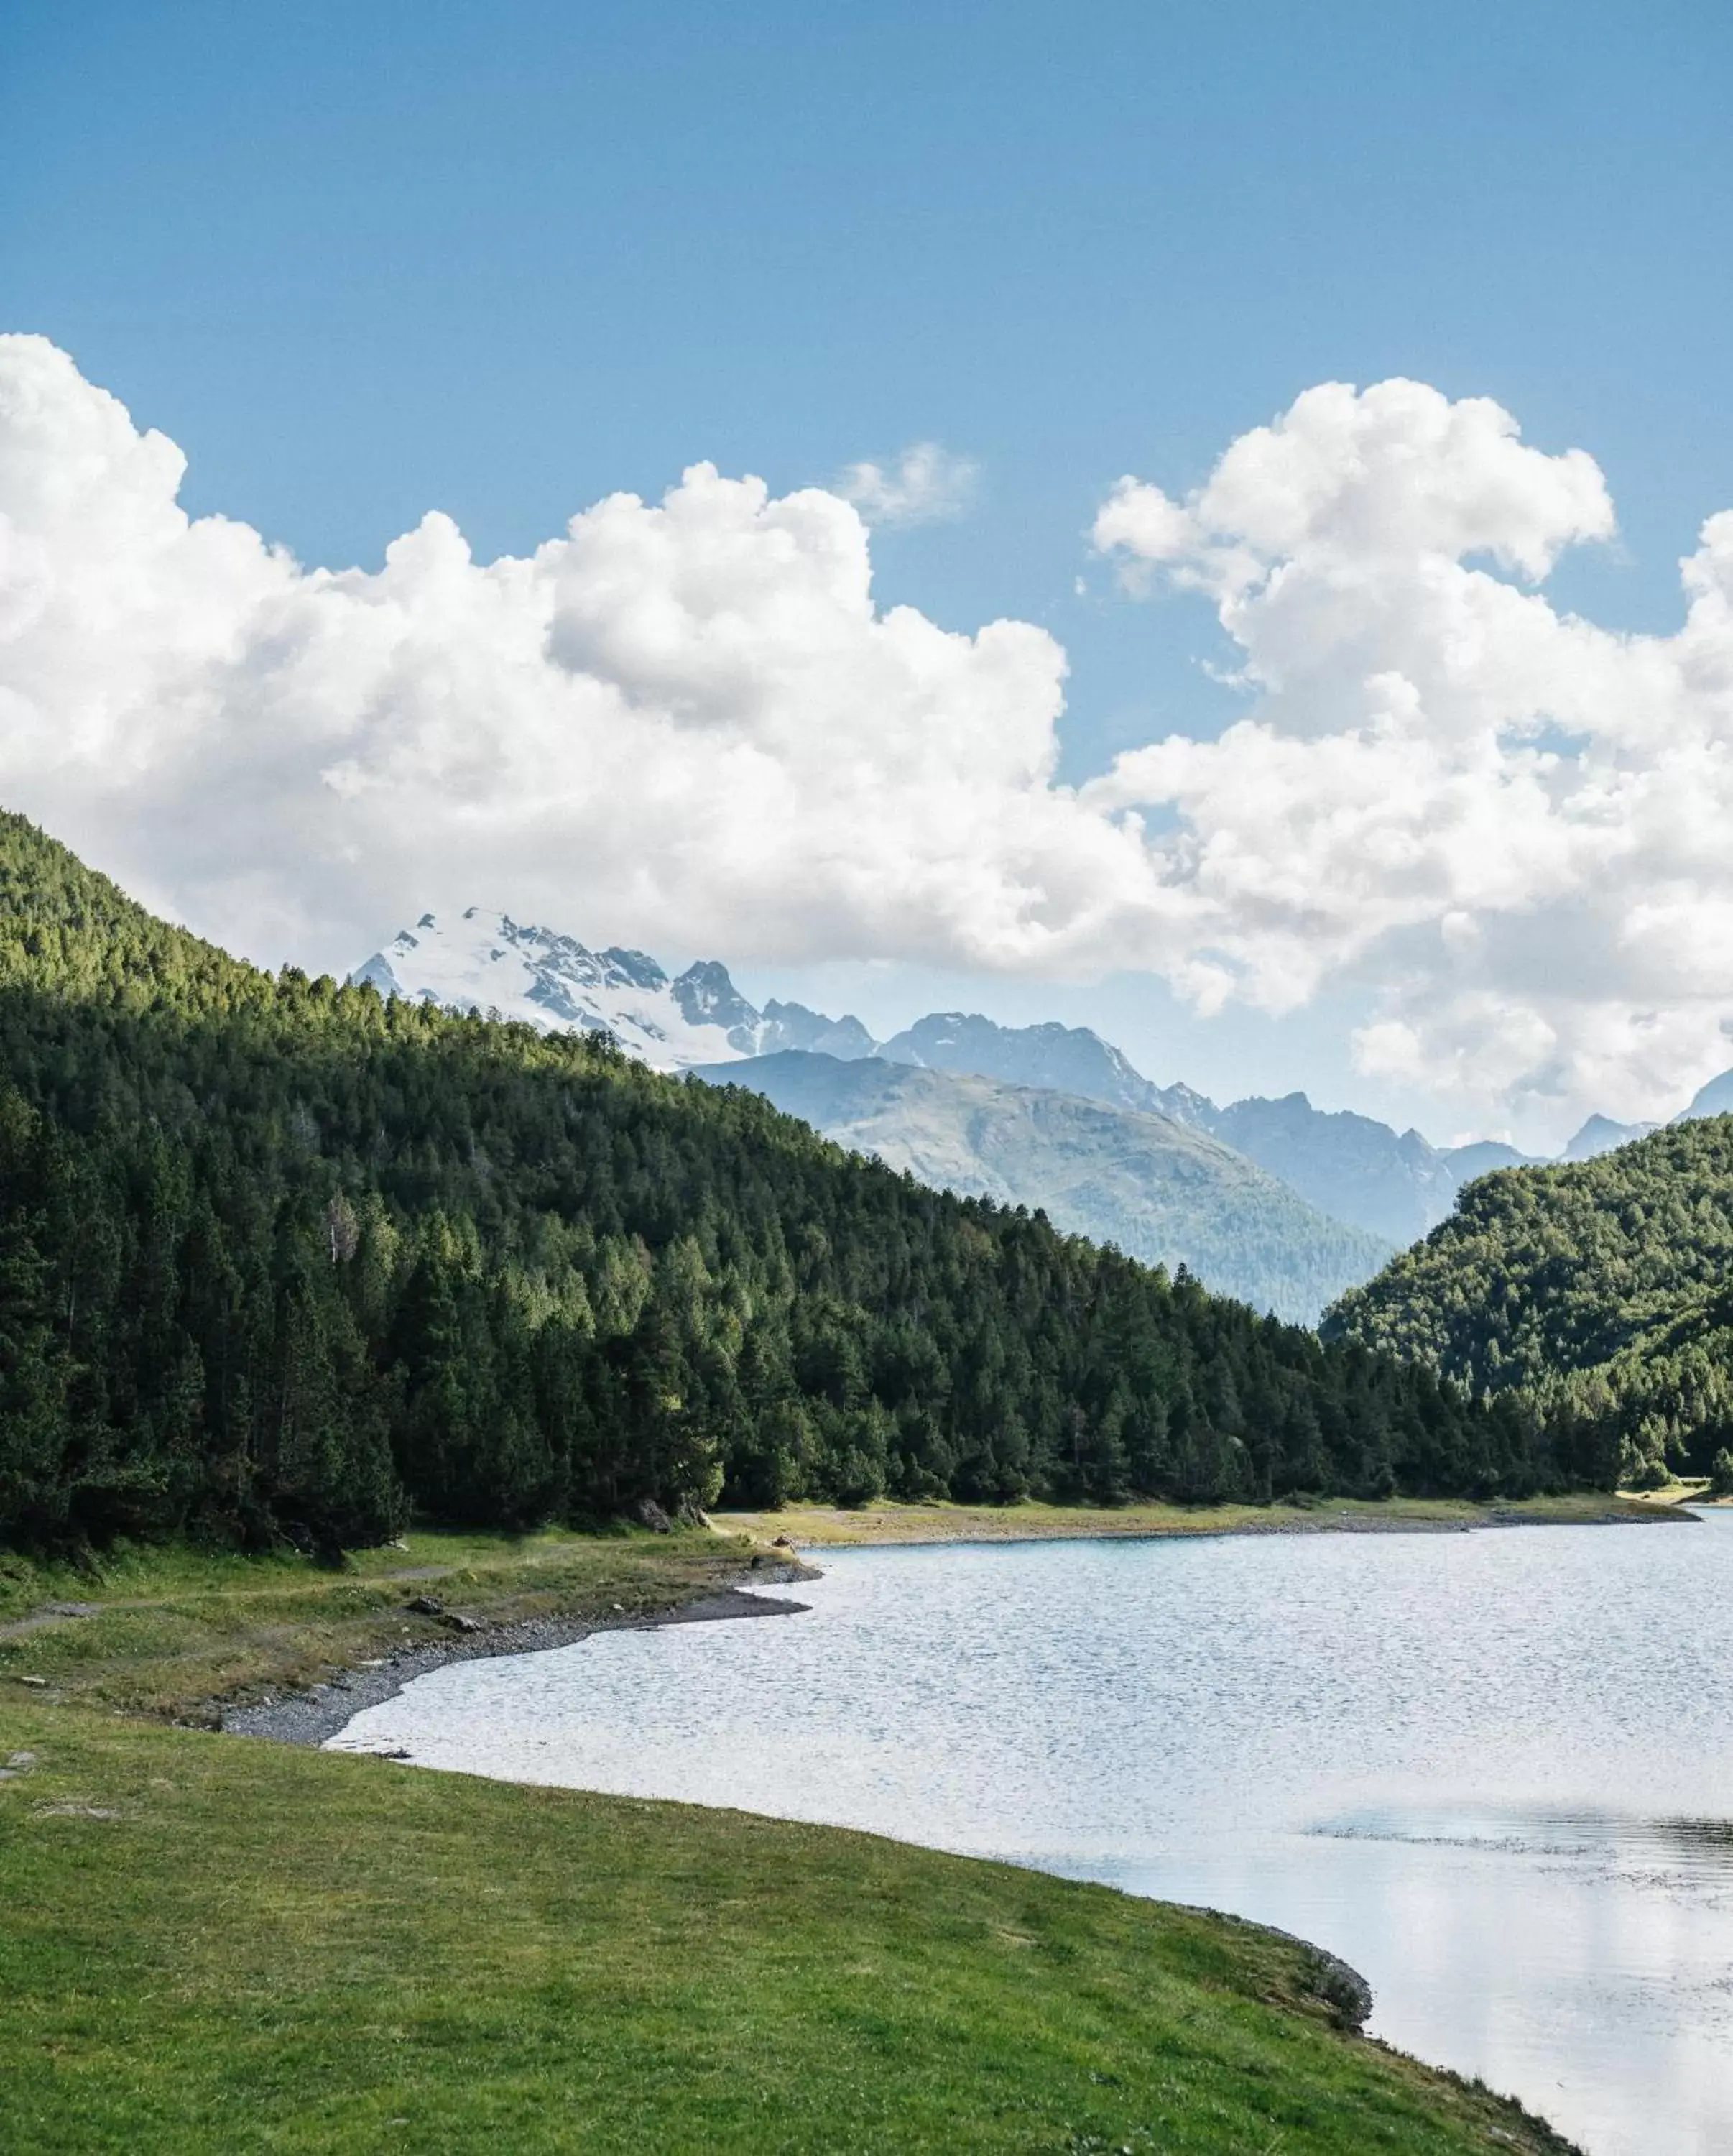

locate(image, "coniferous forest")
[[0, 812, 1604, 1556], [1326, 1119, 1733, 1488]]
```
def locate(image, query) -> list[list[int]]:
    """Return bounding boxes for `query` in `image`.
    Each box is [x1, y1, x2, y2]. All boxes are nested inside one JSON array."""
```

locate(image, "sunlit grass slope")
[[720, 1491, 1666, 1547], [0, 1703, 1576, 2156]]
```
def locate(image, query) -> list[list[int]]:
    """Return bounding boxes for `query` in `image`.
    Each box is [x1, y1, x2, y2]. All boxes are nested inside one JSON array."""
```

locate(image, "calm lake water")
[[331, 1515, 1733, 2155]]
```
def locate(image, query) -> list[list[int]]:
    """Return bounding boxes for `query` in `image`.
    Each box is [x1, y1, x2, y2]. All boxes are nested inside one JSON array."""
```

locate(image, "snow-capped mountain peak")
[[350, 909, 876, 1072], [669, 959, 764, 1049]]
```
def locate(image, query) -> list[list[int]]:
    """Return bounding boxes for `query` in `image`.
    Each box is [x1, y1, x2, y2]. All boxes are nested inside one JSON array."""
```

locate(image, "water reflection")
[[1316, 1802, 1733, 1878], [332, 1514, 1733, 2155]]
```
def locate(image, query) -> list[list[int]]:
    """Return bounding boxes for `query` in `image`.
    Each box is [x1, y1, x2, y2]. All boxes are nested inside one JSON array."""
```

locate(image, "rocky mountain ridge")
[[353, 909, 877, 1069], [354, 907, 1728, 1252]]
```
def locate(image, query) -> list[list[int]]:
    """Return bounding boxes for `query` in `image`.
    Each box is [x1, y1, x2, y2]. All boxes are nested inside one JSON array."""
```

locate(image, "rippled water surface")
[[333, 1514, 1733, 2155]]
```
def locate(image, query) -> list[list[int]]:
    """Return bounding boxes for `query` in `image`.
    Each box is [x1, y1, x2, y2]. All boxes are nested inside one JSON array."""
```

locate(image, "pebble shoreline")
[[221, 1572, 815, 1749]]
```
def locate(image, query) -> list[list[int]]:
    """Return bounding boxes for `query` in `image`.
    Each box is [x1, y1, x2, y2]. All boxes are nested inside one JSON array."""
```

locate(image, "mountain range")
[[353, 909, 875, 1067], [355, 908, 1733, 1293], [687, 1051, 1392, 1324]]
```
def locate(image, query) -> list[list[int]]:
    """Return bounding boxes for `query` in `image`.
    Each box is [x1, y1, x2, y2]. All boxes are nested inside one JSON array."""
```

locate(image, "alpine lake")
[[331, 1510, 1733, 2156]]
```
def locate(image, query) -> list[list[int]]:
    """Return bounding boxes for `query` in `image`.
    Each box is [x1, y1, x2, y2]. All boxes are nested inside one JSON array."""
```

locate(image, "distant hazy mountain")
[[1201, 1095, 1461, 1248], [1561, 1113, 1659, 1161], [1439, 1138, 1536, 1182], [756, 999, 878, 1059], [870, 1014, 1514, 1246], [689, 1051, 1393, 1325], [877, 1010, 1211, 1123], [352, 909, 875, 1072], [1680, 1067, 1733, 1122], [1198, 1102, 1541, 1246]]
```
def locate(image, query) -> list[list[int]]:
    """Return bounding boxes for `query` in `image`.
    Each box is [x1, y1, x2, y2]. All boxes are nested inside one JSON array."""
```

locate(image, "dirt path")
[[0, 1602, 102, 1641]]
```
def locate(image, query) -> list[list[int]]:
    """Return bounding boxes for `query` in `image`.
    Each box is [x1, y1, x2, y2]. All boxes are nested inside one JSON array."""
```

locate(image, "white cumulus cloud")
[[3, 338, 1732, 1140], [1090, 377, 1733, 1131], [0, 337, 1160, 990], [835, 441, 977, 525]]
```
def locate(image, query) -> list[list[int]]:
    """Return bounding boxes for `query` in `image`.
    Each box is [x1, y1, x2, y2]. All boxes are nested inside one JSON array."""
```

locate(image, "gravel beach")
[[223, 1574, 815, 1748]]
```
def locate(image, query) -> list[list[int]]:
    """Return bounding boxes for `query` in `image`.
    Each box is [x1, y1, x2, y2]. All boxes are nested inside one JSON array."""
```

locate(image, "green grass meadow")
[[0, 1703, 1581, 2156]]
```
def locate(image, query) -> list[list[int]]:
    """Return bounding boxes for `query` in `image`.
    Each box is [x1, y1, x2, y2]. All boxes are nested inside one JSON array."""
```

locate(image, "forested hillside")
[[0, 814, 1596, 1554], [1326, 1120, 1733, 1483]]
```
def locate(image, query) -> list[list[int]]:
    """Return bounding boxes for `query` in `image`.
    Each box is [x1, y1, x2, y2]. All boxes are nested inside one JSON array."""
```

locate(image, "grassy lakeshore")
[[716, 1489, 1679, 1548], [0, 1526, 763, 1726], [1617, 1476, 1723, 1509], [0, 1526, 1589, 2153], [0, 1693, 1577, 2156]]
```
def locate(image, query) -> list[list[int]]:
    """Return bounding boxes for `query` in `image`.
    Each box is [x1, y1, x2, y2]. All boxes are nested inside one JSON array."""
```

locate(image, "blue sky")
[[4, 1, 1732, 1142]]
